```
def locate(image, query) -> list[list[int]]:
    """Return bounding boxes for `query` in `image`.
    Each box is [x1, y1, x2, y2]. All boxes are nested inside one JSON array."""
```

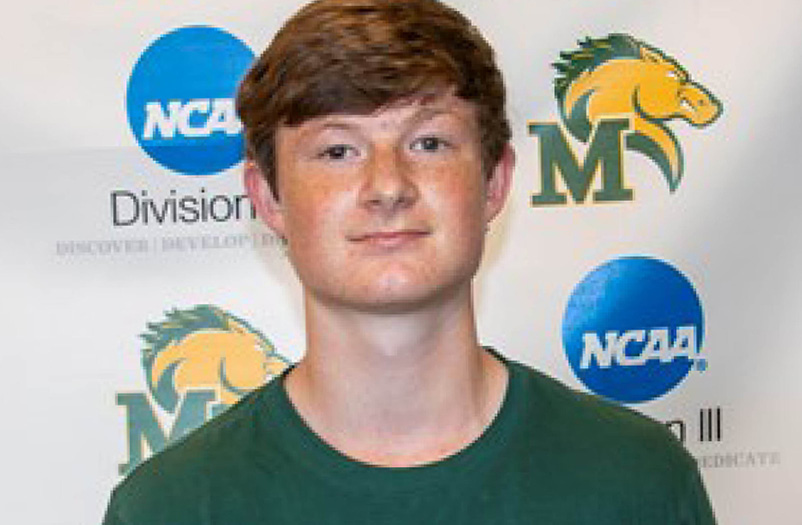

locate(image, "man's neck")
[[283, 288, 508, 467]]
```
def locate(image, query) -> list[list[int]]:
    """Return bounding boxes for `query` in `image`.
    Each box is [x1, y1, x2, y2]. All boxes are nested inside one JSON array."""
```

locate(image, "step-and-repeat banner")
[[3, 1, 800, 523]]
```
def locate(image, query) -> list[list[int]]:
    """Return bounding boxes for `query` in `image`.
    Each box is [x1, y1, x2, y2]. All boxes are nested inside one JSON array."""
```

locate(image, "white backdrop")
[[3, 1, 801, 523]]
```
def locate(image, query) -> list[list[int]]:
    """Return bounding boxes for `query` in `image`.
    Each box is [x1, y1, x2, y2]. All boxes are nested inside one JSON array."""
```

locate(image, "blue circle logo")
[[562, 256, 705, 404], [126, 26, 254, 176]]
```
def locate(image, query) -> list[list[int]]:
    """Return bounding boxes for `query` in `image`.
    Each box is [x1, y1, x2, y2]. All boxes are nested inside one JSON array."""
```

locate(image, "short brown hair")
[[236, 0, 510, 196]]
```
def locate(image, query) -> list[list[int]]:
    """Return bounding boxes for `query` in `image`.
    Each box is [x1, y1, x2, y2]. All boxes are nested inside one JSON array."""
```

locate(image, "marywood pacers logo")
[[116, 305, 290, 476], [530, 34, 722, 205]]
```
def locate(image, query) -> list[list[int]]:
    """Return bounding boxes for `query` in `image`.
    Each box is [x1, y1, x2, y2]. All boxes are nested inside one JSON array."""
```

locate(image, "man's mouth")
[[348, 229, 430, 249]]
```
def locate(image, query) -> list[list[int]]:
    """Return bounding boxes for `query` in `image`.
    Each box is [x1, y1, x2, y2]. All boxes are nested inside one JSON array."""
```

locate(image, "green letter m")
[[529, 118, 633, 206], [116, 390, 216, 476]]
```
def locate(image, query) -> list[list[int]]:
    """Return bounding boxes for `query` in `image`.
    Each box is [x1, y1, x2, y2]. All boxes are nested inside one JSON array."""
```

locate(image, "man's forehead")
[[286, 91, 477, 133]]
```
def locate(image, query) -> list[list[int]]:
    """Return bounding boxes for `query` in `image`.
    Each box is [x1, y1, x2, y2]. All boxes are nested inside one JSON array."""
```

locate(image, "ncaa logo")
[[562, 256, 705, 403], [126, 26, 254, 176]]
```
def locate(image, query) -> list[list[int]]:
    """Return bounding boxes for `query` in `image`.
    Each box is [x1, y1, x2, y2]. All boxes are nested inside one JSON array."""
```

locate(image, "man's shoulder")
[[512, 359, 675, 434], [509, 359, 696, 478], [106, 381, 278, 519], [500, 359, 714, 523]]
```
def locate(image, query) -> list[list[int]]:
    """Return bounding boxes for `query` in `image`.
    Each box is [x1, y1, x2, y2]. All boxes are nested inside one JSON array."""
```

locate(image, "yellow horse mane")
[[554, 34, 721, 190], [141, 306, 290, 412]]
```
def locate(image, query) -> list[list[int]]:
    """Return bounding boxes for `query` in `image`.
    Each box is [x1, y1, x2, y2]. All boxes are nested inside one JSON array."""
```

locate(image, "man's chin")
[[338, 282, 471, 316]]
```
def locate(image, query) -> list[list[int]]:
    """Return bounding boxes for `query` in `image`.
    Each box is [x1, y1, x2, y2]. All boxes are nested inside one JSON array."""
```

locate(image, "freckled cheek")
[[283, 191, 347, 250], [430, 184, 488, 243]]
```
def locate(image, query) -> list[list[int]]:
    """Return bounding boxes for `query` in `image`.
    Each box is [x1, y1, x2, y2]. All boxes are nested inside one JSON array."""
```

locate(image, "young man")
[[103, 1, 716, 523]]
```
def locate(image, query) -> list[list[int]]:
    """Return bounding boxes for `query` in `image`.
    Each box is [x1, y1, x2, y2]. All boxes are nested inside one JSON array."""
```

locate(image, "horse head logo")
[[141, 305, 291, 412], [554, 34, 722, 191]]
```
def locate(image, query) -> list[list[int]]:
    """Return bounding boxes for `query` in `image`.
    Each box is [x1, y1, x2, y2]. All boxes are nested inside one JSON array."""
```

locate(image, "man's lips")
[[348, 229, 430, 248]]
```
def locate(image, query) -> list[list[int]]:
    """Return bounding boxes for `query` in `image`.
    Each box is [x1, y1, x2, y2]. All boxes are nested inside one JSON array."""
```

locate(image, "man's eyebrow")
[[292, 119, 359, 139], [297, 103, 468, 136], [415, 110, 476, 135], [413, 107, 454, 121], [309, 120, 358, 131], [399, 105, 471, 131]]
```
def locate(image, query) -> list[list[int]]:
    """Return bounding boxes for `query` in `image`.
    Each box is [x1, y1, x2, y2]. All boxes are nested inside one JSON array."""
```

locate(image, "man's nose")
[[358, 146, 419, 213]]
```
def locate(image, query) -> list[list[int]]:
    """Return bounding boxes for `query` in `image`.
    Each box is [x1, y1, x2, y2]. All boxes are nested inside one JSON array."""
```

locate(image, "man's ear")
[[244, 160, 286, 237], [484, 143, 515, 224]]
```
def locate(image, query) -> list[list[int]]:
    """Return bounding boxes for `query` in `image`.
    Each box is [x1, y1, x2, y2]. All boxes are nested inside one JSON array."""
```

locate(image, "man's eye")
[[412, 136, 449, 152], [319, 144, 355, 160]]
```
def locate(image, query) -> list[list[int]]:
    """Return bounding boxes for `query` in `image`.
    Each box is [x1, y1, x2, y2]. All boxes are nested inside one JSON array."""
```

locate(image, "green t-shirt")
[[103, 356, 716, 524]]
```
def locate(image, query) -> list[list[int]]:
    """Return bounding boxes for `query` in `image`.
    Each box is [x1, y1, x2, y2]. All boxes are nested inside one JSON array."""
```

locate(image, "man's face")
[[247, 92, 512, 314]]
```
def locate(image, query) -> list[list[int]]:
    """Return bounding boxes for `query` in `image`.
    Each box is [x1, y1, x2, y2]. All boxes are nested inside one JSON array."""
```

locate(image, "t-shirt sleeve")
[[680, 466, 717, 525], [101, 493, 126, 525]]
